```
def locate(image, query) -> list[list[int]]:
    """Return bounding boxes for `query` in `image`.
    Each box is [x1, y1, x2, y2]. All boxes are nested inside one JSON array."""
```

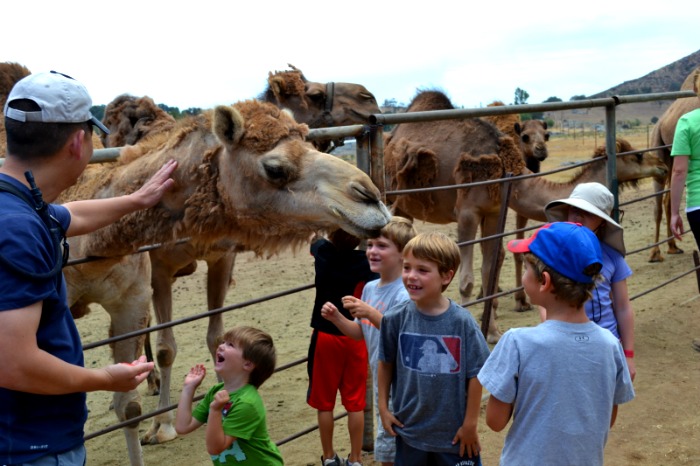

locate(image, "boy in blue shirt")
[[478, 222, 635, 466], [377, 232, 490, 466]]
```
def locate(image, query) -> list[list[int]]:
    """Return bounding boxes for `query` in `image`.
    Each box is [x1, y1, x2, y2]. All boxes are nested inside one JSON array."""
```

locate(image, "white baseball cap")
[[4, 70, 109, 134]]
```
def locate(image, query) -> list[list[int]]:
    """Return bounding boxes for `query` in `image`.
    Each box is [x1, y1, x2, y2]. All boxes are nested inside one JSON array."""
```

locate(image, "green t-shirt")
[[671, 108, 700, 208], [193, 383, 284, 466]]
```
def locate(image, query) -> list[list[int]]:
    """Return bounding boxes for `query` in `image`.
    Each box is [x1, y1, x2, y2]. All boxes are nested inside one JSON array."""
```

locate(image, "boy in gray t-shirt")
[[478, 222, 635, 466], [378, 232, 489, 466]]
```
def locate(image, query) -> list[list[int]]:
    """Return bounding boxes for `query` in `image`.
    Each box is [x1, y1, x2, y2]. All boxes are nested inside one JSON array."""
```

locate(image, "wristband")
[[623, 349, 634, 358]]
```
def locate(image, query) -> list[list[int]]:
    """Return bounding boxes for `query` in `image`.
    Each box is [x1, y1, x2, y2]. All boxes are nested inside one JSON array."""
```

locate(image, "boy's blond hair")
[[380, 216, 417, 252], [403, 232, 460, 291], [523, 253, 599, 308], [219, 326, 277, 388]]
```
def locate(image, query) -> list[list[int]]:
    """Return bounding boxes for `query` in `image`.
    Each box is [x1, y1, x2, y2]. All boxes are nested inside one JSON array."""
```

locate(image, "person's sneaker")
[[346, 456, 362, 466], [321, 453, 344, 466], [693, 338, 700, 353]]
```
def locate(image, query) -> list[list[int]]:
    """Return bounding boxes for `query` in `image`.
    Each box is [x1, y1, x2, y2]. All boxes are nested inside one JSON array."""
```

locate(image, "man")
[[0, 70, 177, 465]]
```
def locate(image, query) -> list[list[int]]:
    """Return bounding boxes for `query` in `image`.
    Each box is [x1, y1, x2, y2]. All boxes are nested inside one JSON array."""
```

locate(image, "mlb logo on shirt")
[[399, 333, 461, 374]]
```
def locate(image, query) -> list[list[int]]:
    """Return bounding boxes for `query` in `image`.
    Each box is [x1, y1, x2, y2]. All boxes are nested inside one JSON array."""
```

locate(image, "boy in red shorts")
[[308, 229, 378, 466]]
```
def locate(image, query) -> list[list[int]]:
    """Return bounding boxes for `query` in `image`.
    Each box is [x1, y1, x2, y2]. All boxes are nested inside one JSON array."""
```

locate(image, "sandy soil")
[[77, 136, 700, 465]]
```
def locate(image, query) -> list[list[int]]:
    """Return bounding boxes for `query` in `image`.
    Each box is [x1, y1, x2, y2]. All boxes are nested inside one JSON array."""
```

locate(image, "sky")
[[4, 1, 697, 111]]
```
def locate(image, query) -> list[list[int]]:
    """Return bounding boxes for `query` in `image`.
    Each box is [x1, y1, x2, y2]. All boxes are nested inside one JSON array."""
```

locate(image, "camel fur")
[[384, 90, 668, 342], [648, 67, 700, 262], [260, 64, 380, 151], [59, 99, 391, 466]]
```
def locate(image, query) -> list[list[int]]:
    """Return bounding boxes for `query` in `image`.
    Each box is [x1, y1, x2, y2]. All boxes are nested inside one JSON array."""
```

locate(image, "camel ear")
[[268, 75, 286, 102], [514, 122, 522, 135], [213, 105, 245, 146]]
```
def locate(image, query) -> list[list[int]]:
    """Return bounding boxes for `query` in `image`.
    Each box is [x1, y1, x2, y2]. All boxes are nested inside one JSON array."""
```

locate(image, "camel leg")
[[205, 252, 237, 367], [141, 255, 178, 446], [649, 178, 666, 262], [456, 210, 480, 306], [512, 214, 532, 312], [104, 293, 150, 466], [480, 215, 504, 344]]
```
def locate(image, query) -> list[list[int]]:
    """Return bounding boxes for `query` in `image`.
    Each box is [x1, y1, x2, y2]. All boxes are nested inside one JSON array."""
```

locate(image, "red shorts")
[[307, 329, 368, 412]]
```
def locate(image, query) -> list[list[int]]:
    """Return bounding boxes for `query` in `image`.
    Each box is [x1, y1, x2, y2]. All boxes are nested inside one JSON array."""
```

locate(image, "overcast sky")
[[4, 1, 697, 111]]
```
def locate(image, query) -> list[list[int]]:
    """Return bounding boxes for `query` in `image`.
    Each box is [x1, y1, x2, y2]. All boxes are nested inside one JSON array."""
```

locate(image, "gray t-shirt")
[[478, 320, 635, 466], [379, 300, 490, 453]]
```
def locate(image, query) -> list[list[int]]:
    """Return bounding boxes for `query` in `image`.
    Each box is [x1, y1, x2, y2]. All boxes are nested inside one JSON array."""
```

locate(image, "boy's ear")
[[67, 129, 85, 159], [441, 269, 455, 287], [540, 271, 553, 292], [243, 360, 255, 372]]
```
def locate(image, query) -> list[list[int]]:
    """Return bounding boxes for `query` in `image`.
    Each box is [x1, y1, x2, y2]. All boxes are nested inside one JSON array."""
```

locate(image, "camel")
[[648, 67, 700, 262], [384, 90, 668, 342], [510, 138, 664, 311], [59, 99, 391, 466], [260, 64, 380, 151], [93, 67, 382, 445], [484, 101, 550, 310]]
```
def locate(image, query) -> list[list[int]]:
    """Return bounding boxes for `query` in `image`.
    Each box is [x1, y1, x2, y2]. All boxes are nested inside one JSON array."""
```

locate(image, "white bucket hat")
[[544, 182, 626, 256]]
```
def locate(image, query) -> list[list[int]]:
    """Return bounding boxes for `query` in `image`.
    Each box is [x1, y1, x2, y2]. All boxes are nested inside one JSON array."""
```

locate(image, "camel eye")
[[261, 155, 299, 187], [521, 134, 530, 143]]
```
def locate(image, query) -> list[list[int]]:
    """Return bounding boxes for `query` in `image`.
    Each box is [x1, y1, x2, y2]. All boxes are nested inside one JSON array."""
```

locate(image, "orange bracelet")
[[623, 349, 634, 358]]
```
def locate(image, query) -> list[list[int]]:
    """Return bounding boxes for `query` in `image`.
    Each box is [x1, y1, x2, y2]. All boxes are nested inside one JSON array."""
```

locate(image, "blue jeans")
[[395, 435, 482, 466], [12, 445, 86, 466]]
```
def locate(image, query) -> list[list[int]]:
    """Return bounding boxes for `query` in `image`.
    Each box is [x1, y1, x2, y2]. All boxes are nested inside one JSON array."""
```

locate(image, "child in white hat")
[[544, 182, 636, 381]]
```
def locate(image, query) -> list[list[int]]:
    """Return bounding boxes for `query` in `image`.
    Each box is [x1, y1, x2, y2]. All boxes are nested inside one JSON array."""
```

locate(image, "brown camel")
[[510, 139, 665, 311], [260, 64, 380, 151], [93, 67, 382, 446], [59, 100, 391, 466], [648, 67, 700, 262], [484, 101, 551, 310], [384, 90, 667, 342]]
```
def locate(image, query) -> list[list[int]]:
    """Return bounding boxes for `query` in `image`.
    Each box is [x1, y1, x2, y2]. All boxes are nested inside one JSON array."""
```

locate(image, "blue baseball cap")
[[507, 222, 603, 284]]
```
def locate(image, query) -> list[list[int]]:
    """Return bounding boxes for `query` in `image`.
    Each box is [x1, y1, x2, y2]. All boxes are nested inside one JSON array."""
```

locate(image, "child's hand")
[[378, 408, 403, 437], [183, 364, 206, 388], [210, 388, 230, 411], [342, 296, 370, 319], [320, 302, 340, 321], [452, 425, 481, 459]]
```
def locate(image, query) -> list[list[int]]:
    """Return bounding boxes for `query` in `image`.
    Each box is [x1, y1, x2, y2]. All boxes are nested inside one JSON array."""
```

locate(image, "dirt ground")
[[77, 135, 700, 465]]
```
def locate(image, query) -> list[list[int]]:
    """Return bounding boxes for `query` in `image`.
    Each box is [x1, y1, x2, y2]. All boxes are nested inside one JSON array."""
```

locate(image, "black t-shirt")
[[309, 239, 378, 335]]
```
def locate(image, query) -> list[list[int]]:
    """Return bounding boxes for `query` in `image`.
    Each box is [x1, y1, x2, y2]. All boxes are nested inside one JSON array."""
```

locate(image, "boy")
[[308, 228, 377, 466], [176, 326, 283, 466], [321, 216, 416, 466], [478, 222, 635, 466], [377, 231, 490, 466]]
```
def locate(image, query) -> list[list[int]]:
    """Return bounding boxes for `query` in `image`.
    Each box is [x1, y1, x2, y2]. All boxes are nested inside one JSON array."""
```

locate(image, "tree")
[[543, 97, 562, 103], [569, 95, 587, 101], [90, 104, 105, 122], [651, 116, 659, 124], [514, 88, 529, 105]]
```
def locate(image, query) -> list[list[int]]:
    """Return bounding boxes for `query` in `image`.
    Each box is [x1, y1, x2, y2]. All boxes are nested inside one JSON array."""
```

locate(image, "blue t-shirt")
[[585, 242, 632, 338], [478, 320, 635, 466], [379, 300, 490, 453], [0, 174, 85, 464]]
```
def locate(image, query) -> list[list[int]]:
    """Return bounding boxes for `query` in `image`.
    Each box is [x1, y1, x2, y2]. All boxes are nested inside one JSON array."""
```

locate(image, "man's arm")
[[65, 159, 177, 237], [0, 302, 153, 394], [320, 302, 363, 340]]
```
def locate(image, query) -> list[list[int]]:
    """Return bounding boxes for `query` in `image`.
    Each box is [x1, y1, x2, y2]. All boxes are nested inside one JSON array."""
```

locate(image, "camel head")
[[514, 120, 549, 163], [101, 94, 176, 148], [593, 138, 668, 188], [209, 101, 391, 245], [262, 64, 380, 128], [87, 99, 391, 257]]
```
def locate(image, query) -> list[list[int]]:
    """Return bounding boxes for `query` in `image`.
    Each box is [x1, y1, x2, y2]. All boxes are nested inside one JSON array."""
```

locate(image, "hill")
[[589, 49, 700, 98]]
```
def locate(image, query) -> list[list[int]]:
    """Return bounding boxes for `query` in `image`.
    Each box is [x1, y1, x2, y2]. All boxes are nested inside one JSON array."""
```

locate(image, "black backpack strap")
[[0, 177, 67, 280]]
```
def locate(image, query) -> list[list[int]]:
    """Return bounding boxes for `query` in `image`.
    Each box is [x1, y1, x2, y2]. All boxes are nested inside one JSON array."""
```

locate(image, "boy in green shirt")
[[176, 326, 283, 465]]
